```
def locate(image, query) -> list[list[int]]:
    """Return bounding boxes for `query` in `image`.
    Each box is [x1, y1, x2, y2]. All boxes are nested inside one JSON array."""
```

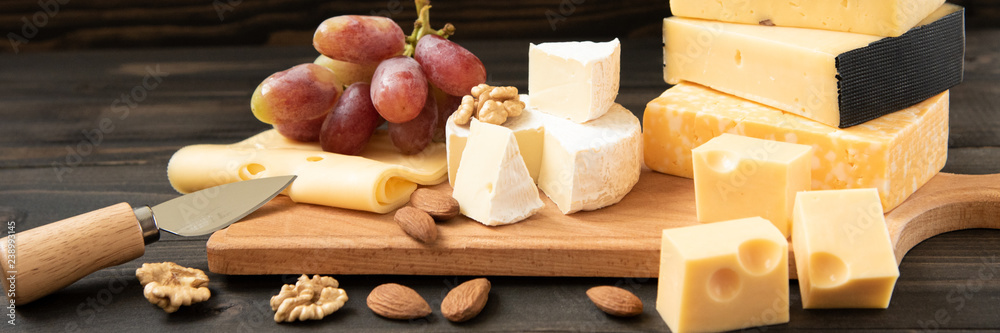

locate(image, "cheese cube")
[[658, 217, 789, 332], [670, 0, 945, 37], [643, 83, 948, 211], [692, 134, 811, 237], [536, 102, 642, 214], [793, 189, 899, 309], [663, 4, 964, 128], [528, 39, 620, 123], [452, 121, 543, 226], [446, 110, 545, 186]]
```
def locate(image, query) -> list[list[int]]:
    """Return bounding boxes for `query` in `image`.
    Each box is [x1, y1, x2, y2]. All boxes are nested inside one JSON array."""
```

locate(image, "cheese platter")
[[206, 170, 1000, 279]]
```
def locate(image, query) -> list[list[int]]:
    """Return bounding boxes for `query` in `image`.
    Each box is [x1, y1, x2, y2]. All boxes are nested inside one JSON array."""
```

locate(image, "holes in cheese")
[[167, 129, 447, 214], [707, 268, 741, 302], [658, 217, 789, 332], [808, 252, 850, 289], [738, 239, 783, 275], [792, 188, 899, 309]]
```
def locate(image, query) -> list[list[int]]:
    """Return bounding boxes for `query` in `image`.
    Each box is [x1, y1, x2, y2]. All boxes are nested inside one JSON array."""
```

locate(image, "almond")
[[409, 188, 460, 221], [367, 283, 432, 320], [441, 278, 491, 322], [586, 286, 643, 317], [394, 206, 438, 243]]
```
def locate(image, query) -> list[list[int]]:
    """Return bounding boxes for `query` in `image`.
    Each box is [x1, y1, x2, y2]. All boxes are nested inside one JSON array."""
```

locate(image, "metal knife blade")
[[150, 175, 295, 237], [1, 175, 295, 305]]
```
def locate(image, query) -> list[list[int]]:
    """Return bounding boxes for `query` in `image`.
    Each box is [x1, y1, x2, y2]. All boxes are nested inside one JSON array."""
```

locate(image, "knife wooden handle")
[[1, 203, 147, 305]]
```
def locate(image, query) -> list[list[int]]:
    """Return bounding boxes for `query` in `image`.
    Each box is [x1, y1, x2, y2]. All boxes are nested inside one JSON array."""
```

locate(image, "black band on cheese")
[[835, 8, 965, 128]]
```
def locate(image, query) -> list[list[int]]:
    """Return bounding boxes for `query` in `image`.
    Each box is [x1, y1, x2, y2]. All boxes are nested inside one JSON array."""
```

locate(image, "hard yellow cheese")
[[167, 129, 447, 214], [692, 133, 811, 237], [793, 189, 899, 309], [643, 83, 948, 211], [669, 0, 945, 37], [663, 4, 963, 128], [452, 121, 544, 226], [658, 217, 789, 332]]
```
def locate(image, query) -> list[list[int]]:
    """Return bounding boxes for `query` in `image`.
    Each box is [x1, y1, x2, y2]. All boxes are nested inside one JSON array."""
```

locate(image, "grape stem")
[[403, 0, 456, 57]]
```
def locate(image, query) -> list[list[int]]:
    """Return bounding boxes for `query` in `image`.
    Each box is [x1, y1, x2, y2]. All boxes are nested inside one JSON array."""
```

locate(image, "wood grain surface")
[[0, 202, 146, 304], [1, 0, 997, 53], [207, 171, 1000, 278], [1, 35, 998, 331]]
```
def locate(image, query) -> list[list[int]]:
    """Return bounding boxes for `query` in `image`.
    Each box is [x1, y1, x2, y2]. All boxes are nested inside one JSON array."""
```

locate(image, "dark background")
[[1, 0, 997, 53]]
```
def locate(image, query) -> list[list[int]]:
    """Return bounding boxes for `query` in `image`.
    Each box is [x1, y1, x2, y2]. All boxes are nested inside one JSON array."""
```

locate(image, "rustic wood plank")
[[1, 0, 997, 53]]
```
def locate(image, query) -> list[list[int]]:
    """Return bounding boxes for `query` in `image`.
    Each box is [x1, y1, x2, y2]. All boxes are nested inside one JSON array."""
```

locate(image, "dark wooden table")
[[2, 34, 999, 332]]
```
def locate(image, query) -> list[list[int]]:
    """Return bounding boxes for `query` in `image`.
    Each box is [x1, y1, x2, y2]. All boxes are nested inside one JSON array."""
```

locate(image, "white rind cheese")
[[447, 95, 643, 215], [452, 121, 544, 226], [536, 102, 642, 214], [446, 110, 545, 186], [529, 38, 621, 123]]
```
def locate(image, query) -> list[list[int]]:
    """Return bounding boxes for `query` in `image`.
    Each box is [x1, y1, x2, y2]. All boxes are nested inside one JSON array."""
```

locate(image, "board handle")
[[1, 203, 149, 305], [888, 173, 1000, 264]]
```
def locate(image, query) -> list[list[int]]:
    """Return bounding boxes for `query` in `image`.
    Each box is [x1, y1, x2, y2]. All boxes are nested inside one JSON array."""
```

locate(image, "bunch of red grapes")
[[251, 2, 486, 155]]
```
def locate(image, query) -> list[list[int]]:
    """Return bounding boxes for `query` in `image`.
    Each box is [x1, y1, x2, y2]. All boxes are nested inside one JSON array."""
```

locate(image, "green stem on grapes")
[[402, 0, 455, 57]]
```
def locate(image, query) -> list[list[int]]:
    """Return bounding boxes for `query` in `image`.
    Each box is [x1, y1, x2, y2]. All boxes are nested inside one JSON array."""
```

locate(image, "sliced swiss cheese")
[[452, 121, 544, 226], [167, 129, 447, 214], [529, 39, 620, 123], [663, 4, 964, 128], [643, 83, 948, 211], [669, 0, 945, 37]]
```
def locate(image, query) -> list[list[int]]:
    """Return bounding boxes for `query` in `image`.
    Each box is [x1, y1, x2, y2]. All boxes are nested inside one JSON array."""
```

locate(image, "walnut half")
[[453, 84, 526, 125], [135, 262, 211, 313], [270, 274, 349, 322]]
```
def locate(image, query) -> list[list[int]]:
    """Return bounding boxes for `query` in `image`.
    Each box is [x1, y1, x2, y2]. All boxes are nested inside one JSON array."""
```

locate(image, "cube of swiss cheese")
[[692, 133, 812, 237], [793, 188, 899, 308], [658, 217, 789, 332]]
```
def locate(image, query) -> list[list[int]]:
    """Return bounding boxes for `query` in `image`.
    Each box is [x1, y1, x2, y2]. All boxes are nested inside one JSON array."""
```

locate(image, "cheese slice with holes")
[[167, 129, 447, 214], [452, 121, 544, 226], [669, 0, 945, 37], [643, 83, 948, 211]]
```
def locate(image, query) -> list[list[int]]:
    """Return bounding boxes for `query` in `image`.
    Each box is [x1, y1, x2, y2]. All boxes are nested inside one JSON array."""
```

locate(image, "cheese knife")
[[1, 175, 296, 305]]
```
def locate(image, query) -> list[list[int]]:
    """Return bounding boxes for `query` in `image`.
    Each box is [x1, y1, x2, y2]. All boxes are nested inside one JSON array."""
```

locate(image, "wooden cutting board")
[[206, 171, 1000, 278]]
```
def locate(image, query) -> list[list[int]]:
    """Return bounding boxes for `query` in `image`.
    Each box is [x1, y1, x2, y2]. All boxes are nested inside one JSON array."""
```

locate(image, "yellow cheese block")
[[658, 217, 789, 332], [167, 129, 447, 214], [669, 0, 945, 37], [692, 133, 812, 237], [643, 83, 948, 211], [663, 4, 963, 128], [793, 189, 899, 308]]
